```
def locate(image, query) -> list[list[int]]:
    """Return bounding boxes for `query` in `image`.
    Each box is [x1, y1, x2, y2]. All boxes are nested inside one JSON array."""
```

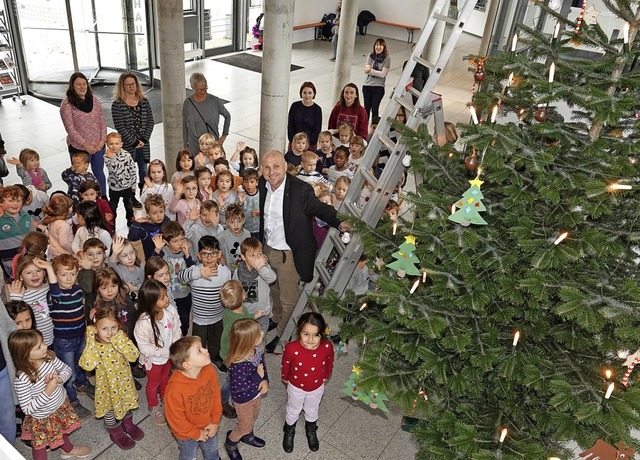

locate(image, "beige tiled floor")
[[1, 32, 480, 459]]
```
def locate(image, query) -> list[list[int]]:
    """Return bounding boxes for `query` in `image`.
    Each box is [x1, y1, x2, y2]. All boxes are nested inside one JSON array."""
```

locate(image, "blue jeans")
[[221, 376, 231, 405], [53, 336, 88, 403], [0, 367, 16, 445], [134, 147, 147, 190], [177, 434, 219, 460]]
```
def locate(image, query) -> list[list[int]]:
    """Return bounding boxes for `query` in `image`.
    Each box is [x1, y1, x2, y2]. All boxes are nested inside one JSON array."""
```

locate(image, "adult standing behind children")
[[287, 82, 322, 151], [183, 72, 231, 157], [327, 83, 369, 140], [111, 72, 155, 192], [362, 38, 390, 120], [60, 72, 108, 195], [259, 151, 349, 353]]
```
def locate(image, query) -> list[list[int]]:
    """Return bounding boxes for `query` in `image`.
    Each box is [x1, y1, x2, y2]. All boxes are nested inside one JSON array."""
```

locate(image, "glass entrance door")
[[203, 0, 233, 56], [15, 0, 151, 87]]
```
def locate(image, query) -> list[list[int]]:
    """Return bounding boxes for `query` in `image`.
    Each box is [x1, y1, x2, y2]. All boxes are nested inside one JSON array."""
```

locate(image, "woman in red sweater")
[[281, 312, 334, 453], [327, 83, 369, 139]]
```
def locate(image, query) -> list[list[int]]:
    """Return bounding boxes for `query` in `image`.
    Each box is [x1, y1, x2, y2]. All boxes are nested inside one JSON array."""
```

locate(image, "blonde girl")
[[348, 135, 365, 171], [224, 318, 268, 459], [169, 175, 201, 225], [7, 148, 52, 191], [285, 132, 309, 169], [9, 329, 91, 459], [195, 133, 216, 168], [204, 142, 226, 175], [79, 307, 142, 450], [212, 170, 237, 228], [9, 255, 54, 347], [332, 175, 351, 210], [195, 166, 214, 201], [134, 280, 181, 427], [141, 159, 175, 220], [171, 149, 195, 186], [43, 194, 74, 259], [71, 200, 112, 256], [109, 235, 145, 298]]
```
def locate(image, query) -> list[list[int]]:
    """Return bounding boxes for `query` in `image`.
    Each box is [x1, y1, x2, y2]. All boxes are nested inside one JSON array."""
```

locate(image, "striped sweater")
[[176, 263, 231, 325], [11, 286, 55, 346], [15, 356, 71, 419], [60, 96, 107, 150], [49, 282, 86, 339]]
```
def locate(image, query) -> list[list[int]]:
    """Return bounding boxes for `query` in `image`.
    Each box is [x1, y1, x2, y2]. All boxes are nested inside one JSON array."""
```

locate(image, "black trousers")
[[363, 85, 385, 120], [192, 320, 223, 358], [108, 187, 135, 221]]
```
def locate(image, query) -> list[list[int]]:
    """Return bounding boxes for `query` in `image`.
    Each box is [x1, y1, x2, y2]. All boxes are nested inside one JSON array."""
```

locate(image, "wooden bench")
[[363, 20, 420, 43], [293, 22, 326, 40]]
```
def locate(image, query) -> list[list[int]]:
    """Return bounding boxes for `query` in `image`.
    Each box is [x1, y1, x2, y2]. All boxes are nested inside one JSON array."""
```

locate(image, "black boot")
[[240, 431, 266, 448], [282, 421, 296, 453], [305, 420, 319, 451], [225, 431, 243, 460], [265, 335, 280, 353]]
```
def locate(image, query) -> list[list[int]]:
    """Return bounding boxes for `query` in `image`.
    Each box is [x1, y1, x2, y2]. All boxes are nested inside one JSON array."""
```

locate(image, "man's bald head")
[[262, 150, 287, 190]]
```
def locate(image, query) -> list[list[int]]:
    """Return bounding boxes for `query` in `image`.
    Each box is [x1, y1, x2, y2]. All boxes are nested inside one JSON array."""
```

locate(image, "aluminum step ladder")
[[276, 0, 479, 350]]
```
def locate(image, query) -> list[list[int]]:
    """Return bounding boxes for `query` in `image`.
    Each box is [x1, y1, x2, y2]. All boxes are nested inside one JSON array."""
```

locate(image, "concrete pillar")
[[157, 0, 185, 175], [479, 0, 500, 56], [332, 0, 360, 103], [258, 0, 295, 157], [423, 0, 446, 64]]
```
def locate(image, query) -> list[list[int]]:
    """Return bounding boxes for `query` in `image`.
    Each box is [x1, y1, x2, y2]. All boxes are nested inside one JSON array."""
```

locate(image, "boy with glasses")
[[176, 235, 231, 372]]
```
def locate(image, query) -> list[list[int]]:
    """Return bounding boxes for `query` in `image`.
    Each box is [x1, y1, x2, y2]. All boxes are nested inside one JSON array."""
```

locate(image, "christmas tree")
[[318, 1, 640, 458]]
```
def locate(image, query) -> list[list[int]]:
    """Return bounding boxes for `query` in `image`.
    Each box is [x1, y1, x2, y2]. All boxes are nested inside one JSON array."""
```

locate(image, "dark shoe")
[[225, 431, 243, 460], [71, 399, 91, 419], [122, 415, 145, 441], [134, 379, 142, 390], [283, 421, 296, 453], [222, 402, 237, 419], [305, 420, 319, 451], [132, 197, 142, 208], [212, 357, 228, 373], [108, 424, 136, 450], [268, 319, 278, 331], [240, 432, 266, 448], [75, 381, 96, 398], [131, 365, 146, 379], [265, 336, 280, 354]]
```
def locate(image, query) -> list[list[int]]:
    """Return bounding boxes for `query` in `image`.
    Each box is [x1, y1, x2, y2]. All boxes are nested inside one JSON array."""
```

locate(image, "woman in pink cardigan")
[[60, 73, 108, 196]]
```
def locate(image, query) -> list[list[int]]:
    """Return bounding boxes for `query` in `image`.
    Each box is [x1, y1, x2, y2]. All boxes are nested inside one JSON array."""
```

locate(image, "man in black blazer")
[[259, 151, 348, 352]]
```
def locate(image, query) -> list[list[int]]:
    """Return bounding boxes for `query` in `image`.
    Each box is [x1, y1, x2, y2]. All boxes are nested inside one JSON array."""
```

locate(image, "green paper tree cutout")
[[448, 177, 488, 226], [386, 235, 421, 276], [342, 367, 390, 412]]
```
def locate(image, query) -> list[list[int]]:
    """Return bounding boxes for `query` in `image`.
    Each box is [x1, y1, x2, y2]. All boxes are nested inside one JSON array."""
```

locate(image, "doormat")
[[213, 53, 303, 73]]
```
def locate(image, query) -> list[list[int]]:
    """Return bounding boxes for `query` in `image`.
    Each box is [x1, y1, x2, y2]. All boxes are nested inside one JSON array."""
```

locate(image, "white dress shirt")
[[264, 175, 291, 251]]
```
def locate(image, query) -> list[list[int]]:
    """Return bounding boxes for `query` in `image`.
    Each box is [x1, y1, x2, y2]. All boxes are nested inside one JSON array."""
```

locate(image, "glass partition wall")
[[14, 0, 152, 90]]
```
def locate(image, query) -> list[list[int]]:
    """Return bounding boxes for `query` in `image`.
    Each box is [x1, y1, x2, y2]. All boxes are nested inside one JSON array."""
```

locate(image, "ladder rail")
[[277, 0, 479, 350]]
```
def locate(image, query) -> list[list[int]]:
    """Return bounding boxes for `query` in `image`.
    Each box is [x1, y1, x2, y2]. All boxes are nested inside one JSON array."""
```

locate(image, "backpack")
[[321, 13, 337, 39]]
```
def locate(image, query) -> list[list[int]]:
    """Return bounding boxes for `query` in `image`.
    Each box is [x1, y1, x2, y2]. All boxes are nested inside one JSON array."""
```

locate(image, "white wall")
[[292, 0, 431, 44]]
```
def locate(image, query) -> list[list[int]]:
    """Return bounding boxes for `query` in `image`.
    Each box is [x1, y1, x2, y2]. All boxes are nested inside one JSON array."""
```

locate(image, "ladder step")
[[413, 55, 434, 71], [358, 167, 379, 192], [327, 231, 346, 255], [316, 262, 331, 285], [433, 12, 457, 25], [394, 95, 415, 117], [343, 200, 361, 218], [408, 85, 422, 99], [377, 131, 398, 153]]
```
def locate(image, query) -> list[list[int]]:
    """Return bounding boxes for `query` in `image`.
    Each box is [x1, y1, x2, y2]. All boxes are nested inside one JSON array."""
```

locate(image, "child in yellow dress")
[[79, 306, 143, 450]]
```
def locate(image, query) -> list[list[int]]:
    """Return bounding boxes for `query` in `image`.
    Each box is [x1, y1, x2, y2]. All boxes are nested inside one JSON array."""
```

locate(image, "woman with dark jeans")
[[111, 73, 155, 193], [60, 72, 108, 195], [362, 38, 391, 120]]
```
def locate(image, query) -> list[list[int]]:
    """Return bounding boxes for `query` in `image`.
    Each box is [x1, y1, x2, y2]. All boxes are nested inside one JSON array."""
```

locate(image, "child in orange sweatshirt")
[[165, 336, 222, 460]]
